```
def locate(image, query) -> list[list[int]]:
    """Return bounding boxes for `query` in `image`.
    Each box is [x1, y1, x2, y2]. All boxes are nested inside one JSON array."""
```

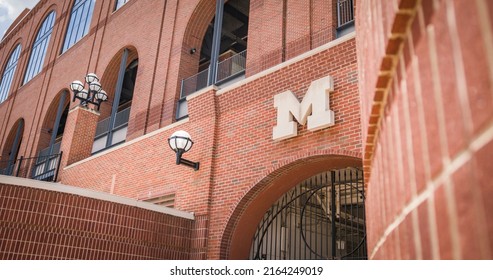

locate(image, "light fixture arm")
[[175, 149, 200, 170]]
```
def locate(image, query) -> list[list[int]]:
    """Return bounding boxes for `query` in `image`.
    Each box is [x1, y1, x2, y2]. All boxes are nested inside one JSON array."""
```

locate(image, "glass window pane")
[[0, 44, 22, 104], [62, 0, 96, 53], [23, 11, 56, 84], [115, 0, 129, 11]]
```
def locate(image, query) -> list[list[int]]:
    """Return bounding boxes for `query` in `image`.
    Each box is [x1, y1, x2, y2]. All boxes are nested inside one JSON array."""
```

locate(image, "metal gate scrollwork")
[[249, 168, 367, 260]]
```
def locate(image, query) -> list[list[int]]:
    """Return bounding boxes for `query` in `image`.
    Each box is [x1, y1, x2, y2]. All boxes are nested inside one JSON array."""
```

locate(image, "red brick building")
[[0, 0, 491, 260]]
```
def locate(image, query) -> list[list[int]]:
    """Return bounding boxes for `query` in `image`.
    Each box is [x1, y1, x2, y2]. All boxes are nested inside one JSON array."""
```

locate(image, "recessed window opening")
[[62, 0, 96, 53], [24, 11, 56, 84], [92, 57, 138, 154], [177, 0, 250, 120], [0, 44, 22, 104]]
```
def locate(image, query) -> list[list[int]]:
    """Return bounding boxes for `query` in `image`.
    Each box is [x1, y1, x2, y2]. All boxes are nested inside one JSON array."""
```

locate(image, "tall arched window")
[[0, 44, 22, 104], [62, 0, 96, 53], [23, 11, 56, 84]]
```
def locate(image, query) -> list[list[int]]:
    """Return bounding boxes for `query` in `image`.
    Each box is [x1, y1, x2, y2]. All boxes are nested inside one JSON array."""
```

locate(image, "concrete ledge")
[[64, 117, 189, 170], [186, 85, 219, 101], [0, 175, 194, 220]]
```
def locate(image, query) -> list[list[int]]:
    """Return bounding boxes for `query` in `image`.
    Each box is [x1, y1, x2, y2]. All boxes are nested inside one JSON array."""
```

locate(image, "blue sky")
[[0, 0, 38, 38]]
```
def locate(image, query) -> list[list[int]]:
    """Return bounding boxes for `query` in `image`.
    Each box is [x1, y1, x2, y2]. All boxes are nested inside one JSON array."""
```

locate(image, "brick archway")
[[219, 152, 362, 259]]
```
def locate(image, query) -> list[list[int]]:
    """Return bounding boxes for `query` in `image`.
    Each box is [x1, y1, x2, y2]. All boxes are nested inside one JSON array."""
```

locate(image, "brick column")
[[59, 105, 100, 173]]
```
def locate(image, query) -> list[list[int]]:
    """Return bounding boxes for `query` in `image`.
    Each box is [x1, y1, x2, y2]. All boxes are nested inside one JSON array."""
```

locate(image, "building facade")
[[0, 0, 491, 260]]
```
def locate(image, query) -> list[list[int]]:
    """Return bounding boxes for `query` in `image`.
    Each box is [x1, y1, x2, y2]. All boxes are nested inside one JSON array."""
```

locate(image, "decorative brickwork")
[[357, 0, 493, 259]]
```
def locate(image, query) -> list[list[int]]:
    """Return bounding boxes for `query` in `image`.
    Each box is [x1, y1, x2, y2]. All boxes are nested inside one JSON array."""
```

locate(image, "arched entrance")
[[249, 168, 367, 260], [220, 154, 366, 259]]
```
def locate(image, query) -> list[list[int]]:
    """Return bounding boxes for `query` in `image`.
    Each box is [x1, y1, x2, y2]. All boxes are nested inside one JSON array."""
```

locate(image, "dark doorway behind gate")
[[249, 168, 367, 260]]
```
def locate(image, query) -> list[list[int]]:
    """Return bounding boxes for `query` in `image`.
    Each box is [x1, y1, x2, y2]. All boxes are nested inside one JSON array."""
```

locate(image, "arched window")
[[0, 44, 22, 104], [23, 11, 56, 84], [62, 0, 96, 53]]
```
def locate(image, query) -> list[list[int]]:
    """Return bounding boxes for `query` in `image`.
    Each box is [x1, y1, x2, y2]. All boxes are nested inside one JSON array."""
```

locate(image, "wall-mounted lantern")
[[168, 130, 200, 171]]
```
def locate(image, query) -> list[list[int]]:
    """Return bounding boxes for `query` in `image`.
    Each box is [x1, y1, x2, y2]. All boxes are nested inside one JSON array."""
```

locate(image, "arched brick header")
[[179, 0, 216, 82], [219, 149, 362, 259]]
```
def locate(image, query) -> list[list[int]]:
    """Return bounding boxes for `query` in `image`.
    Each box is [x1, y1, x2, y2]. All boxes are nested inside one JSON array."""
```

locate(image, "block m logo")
[[272, 76, 335, 140]]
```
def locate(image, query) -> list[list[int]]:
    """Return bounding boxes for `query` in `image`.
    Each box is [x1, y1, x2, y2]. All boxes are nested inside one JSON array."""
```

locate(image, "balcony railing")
[[92, 107, 131, 153], [0, 152, 63, 182], [216, 50, 247, 83], [37, 141, 61, 158], [337, 0, 354, 28], [95, 107, 131, 138], [177, 50, 247, 119], [180, 68, 210, 100]]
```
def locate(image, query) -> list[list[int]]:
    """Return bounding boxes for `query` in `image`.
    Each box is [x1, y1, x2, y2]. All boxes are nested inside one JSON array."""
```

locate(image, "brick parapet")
[[0, 175, 193, 259]]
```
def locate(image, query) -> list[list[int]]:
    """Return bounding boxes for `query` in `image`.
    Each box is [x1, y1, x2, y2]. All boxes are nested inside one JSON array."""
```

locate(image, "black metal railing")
[[37, 141, 61, 158], [0, 152, 63, 182], [249, 168, 366, 260]]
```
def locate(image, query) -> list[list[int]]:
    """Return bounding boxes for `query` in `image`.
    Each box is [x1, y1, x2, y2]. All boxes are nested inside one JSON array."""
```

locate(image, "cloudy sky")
[[0, 0, 39, 37]]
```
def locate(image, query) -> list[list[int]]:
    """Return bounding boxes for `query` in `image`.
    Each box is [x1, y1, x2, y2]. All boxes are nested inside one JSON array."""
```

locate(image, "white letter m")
[[272, 76, 335, 141]]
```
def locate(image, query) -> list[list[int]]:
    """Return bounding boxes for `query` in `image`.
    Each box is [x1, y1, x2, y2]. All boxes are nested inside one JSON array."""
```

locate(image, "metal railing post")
[[337, 0, 341, 28], [53, 151, 63, 182], [15, 156, 23, 177]]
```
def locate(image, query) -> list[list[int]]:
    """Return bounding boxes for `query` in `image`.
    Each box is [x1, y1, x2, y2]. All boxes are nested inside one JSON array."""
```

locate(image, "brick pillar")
[[59, 105, 100, 172]]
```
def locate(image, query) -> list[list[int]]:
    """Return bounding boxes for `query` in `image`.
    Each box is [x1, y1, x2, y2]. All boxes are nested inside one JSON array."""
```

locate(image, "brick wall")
[[357, 0, 493, 259], [0, 0, 345, 162], [0, 0, 362, 260], [0, 176, 193, 259], [58, 35, 361, 259], [246, 0, 337, 76]]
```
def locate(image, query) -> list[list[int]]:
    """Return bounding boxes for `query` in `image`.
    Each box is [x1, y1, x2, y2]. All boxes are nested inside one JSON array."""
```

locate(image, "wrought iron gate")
[[249, 168, 367, 260]]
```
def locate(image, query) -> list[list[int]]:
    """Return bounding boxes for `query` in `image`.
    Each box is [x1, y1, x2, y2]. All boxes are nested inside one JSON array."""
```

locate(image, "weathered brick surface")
[[358, 0, 493, 259]]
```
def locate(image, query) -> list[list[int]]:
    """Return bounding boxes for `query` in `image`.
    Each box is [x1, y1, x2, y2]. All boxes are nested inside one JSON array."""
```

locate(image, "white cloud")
[[0, 0, 39, 36], [0, 0, 38, 20]]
